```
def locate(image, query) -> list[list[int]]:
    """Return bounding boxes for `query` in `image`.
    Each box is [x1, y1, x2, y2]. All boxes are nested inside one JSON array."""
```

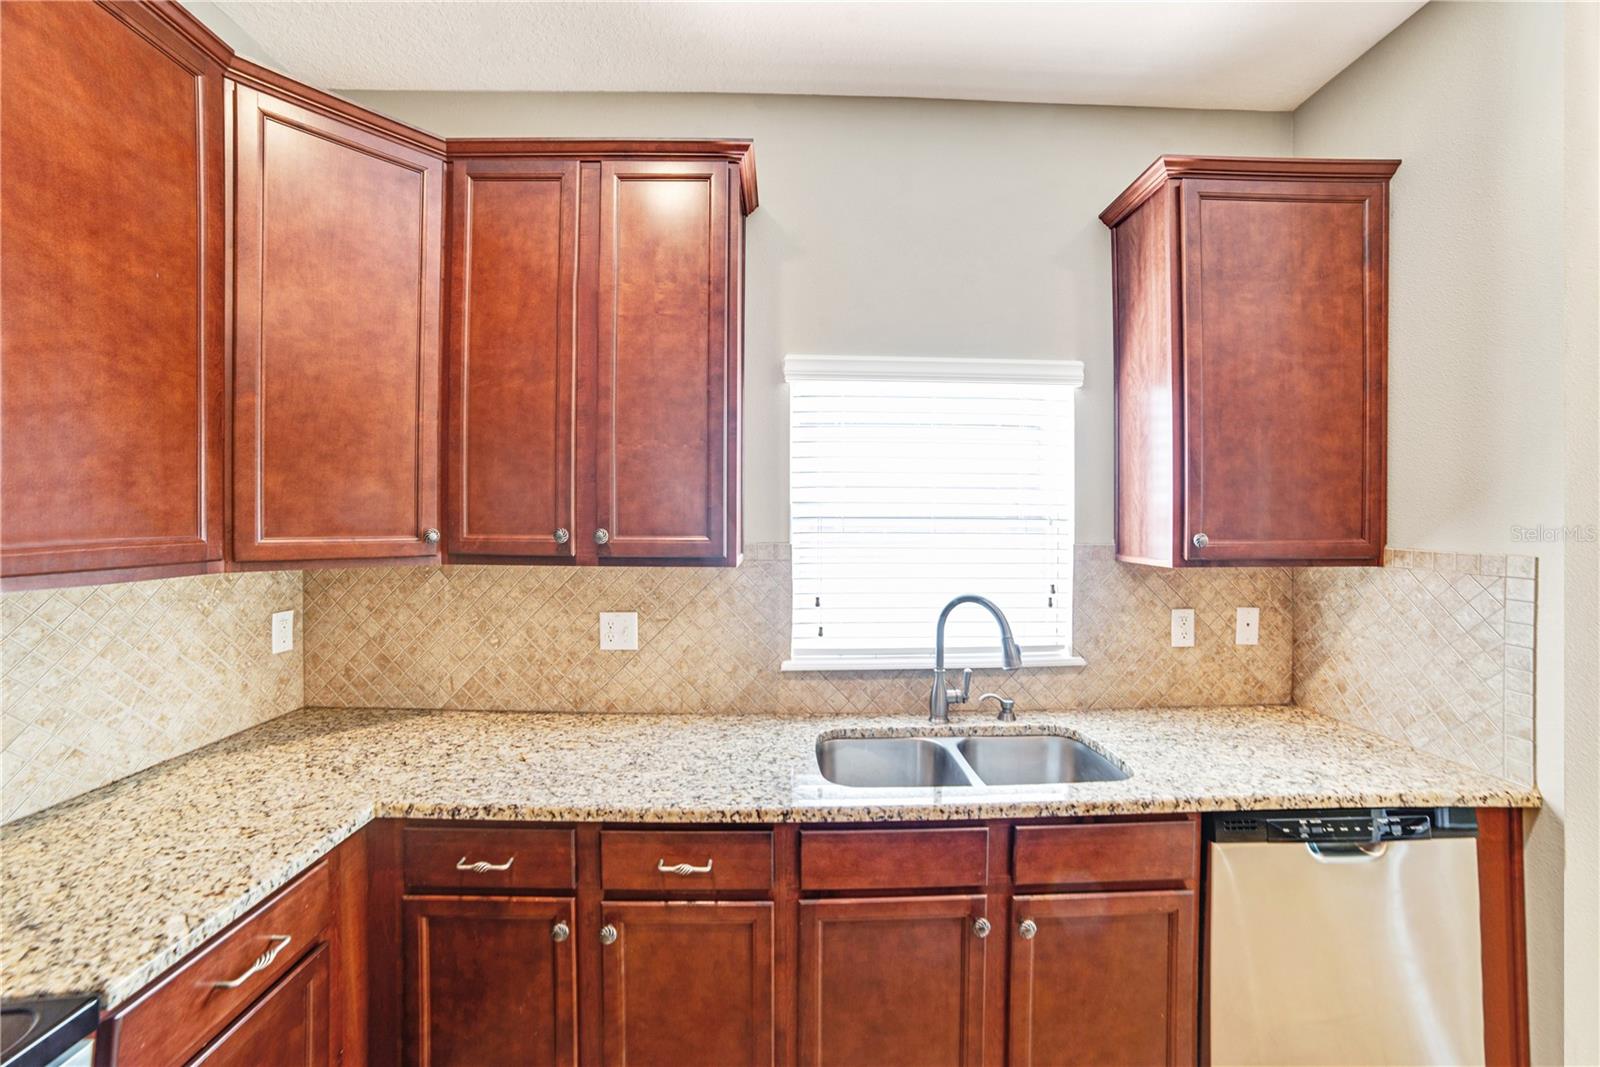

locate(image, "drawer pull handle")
[[212, 935, 292, 989], [657, 858, 713, 876], [457, 856, 515, 873]]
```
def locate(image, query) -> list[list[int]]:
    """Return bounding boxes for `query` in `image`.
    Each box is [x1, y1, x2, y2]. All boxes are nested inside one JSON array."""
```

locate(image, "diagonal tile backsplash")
[[302, 544, 1293, 716], [1, 572, 303, 822], [1292, 549, 1536, 785]]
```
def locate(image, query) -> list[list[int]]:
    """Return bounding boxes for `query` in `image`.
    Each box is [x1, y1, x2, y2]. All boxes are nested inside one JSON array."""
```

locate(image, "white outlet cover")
[[599, 612, 639, 651], [1236, 606, 1260, 645], [1170, 608, 1196, 648], [271, 609, 295, 654]]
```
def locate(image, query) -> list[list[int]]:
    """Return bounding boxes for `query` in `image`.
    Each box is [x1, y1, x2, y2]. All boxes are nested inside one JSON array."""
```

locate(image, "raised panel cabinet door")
[[595, 160, 736, 562], [1008, 891, 1196, 1067], [189, 944, 331, 1067], [599, 901, 774, 1067], [1180, 178, 1387, 564], [798, 896, 989, 1067], [447, 158, 579, 558], [403, 895, 577, 1067], [1, 1, 225, 581], [233, 85, 444, 562]]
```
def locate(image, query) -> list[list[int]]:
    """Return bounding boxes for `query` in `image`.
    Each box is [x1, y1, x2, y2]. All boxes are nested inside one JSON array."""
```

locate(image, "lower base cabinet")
[[599, 902, 775, 1066], [798, 896, 989, 1067], [403, 895, 578, 1067], [1008, 892, 1197, 1067], [190, 946, 332, 1067]]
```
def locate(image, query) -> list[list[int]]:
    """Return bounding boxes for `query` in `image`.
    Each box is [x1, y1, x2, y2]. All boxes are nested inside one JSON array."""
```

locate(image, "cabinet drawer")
[[1012, 819, 1198, 889], [601, 830, 773, 892], [800, 828, 989, 891], [110, 860, 333, 1067], [403, 826, 575, 891]]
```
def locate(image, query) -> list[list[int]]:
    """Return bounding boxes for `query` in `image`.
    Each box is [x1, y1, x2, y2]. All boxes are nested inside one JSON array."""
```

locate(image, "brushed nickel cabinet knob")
[[972, 918, 992, 939], [423, 528, 441, 545], [599, 923, 618, 946], [554, 528, 570, 545], [1192, 532, 1209, 549], [551, 921, 570, 942], [1018, 918, 1038, 940], [594, 528, 610, 545]]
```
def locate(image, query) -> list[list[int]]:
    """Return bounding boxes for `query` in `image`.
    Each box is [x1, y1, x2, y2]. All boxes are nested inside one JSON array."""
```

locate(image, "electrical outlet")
[[271, 609, 295, 654], [599, 612, 638, 651], [1170, 608, 1196, 648], [1235, 607, 1260, 646]]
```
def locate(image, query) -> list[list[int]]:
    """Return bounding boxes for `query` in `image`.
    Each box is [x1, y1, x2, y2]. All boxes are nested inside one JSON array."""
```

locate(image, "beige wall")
[[343, 89, 1292, 547], [1293, 3, 1597, 1061]]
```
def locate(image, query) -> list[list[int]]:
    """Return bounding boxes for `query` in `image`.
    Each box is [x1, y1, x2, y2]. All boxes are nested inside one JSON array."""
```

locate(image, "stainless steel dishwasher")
[[1207, 808, 1484, 1067]]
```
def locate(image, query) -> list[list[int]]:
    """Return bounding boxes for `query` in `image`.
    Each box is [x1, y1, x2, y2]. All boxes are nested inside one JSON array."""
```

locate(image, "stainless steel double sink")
[[815, 733, 1127, 788]]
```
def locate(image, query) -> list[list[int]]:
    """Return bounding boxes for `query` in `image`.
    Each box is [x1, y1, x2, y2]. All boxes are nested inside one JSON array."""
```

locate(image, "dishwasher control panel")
[[1209, 807, 1478, 843]]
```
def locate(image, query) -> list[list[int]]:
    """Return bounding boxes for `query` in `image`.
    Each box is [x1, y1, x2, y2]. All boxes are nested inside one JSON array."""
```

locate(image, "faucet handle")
[[955, 667, 972, 704]]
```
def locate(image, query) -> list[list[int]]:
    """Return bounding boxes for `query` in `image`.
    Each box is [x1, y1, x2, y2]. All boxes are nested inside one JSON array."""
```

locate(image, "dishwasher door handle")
[[1306, 841, 1389, 862]]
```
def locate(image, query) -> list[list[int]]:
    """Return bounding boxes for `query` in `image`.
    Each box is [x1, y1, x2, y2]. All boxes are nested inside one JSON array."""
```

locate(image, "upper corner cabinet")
[[1102, 156, 1397, 568], [231, 84, 445, 565], [1, 0, 227, 584], [445, 144, 755, 567]]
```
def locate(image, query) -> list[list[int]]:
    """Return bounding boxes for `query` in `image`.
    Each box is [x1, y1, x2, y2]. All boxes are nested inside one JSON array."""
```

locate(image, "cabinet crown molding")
[[447, 139, 759, 213], [1099, 154, 1402, 227]]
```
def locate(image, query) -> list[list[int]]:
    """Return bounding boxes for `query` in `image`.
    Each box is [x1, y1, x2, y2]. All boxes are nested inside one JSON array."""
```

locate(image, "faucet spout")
[[929, 595, 1023, 723]]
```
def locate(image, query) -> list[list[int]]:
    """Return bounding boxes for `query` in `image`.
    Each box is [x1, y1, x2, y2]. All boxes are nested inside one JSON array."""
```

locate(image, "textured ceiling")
[[201, 1, 1425, 112]]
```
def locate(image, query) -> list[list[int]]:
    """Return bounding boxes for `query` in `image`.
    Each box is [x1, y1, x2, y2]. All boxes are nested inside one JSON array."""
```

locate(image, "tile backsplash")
[[1293, 549, 1537, 786], [1, 540, 1541, 824], [1, 572, 303, 822], [302, 544, 1292, 715]]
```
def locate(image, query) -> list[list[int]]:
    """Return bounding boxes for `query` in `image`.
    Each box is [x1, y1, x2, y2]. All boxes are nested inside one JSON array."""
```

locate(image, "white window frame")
[[781, 354, 1085, 672]]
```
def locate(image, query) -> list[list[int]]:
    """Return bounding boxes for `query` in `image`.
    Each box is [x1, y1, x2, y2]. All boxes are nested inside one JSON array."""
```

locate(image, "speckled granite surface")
[[0, 704, 1538, 1009]]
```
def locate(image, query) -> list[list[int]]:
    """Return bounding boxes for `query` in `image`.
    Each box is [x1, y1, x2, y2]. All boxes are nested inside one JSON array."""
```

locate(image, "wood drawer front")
[[1012, 820, 1198, 889], [800, 828, 989, 891], [111, 860, 333, 1067], [601, 830, 773, 892], [403, 826, 575, 891]]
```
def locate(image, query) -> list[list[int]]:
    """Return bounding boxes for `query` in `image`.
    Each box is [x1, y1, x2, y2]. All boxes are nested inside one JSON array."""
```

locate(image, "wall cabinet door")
[[1179, 178, 1387, 565], [233, 85, 444, 563], [189, 944, 331, 1067], [446, 158, 579, 558], [1008, 891, 1196, 1067], [1, 0, 225, 582], [403, 895, 577, 1067], [595, 160, 739, 563], [798, 896, 989, 1067], [599, 901, 774, 1066]]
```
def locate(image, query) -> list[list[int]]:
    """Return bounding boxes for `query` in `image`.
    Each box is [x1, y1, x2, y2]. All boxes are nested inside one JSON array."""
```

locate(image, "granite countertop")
[[0, 704, 1539, 1010]]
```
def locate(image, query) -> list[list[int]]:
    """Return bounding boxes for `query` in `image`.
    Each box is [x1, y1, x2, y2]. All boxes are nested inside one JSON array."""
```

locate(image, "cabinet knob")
[[1018, 918, 1038, 940], [422, 528, 441, 545], [594, 528, 610, 546], [972, 918, 991, 939], [599, 923, 618, 946], [551, 921, 570, 942], [553, 528, 570, 545], [1191, 532, 1209, 549]]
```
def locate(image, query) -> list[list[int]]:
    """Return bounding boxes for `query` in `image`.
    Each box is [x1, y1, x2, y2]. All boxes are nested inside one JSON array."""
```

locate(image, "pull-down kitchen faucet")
[[929, 595, 1023, 723]]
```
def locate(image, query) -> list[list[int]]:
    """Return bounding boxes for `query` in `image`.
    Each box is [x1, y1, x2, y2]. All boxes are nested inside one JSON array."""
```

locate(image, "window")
[[783, 355, 1084, 671]]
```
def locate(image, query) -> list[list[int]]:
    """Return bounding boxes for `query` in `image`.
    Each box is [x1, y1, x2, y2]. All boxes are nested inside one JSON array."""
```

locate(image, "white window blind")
[[783, 355, 1084, 672]]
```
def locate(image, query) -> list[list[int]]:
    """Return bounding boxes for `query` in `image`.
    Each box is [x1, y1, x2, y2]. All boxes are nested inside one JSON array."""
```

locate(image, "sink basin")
[[816, 737, 975, 788], [815, 732, 1128, 787], [956, 735, 1127, 785]]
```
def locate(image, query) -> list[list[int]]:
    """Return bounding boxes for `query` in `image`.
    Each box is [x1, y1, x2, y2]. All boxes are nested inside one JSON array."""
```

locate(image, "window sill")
[[780, 652, 1087, 673]]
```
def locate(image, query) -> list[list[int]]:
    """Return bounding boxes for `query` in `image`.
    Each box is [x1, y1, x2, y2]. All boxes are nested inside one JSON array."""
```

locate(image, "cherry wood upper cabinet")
[[1102, 156, 1398, 567], [232, 84, 445, 564], [599, 901, 774, 1066], [595, 159, 743, 564], [0, 1, 227, 585], [445, 158, 580, 560], [1009, 891, 1197, 1067], [798, 895, 989, 1067], [404, 895, 578, 1067]]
